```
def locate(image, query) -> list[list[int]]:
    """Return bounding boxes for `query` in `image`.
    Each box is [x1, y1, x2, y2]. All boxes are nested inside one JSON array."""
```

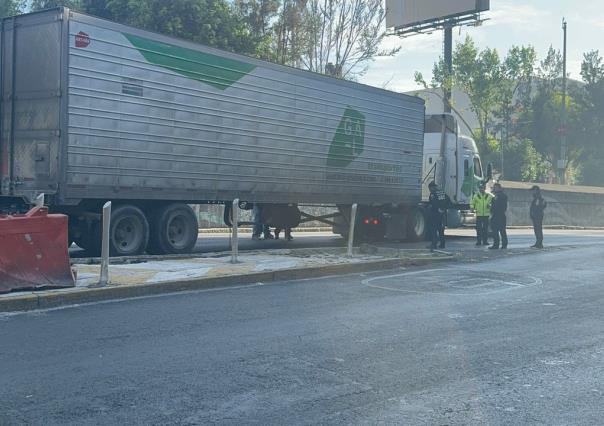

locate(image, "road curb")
[[0, 256, 451, 313]]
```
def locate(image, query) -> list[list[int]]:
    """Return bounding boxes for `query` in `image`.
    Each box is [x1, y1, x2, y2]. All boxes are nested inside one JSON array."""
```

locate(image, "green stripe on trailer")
[[124, 33, 256, 90]]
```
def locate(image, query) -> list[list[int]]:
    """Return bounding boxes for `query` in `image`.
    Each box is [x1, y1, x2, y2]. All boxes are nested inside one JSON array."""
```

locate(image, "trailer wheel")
[[408, 207, 428, 242], [110, 205, 149, 256], [147, 204, 198, 255]]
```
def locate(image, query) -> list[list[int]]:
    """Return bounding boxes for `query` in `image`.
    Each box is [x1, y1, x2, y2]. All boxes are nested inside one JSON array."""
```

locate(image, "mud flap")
[[0, 207, 75, 293]]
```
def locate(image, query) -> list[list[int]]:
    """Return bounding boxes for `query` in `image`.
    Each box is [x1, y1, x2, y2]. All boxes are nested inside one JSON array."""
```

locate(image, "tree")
[[416, 36, 502, 150], [503, 137, 550, 182], [234, 0, 281, 60], [514, 46, 585, 183], [576, 50, 604, 185], [82, 0, 257, 54], [29, 0, 82, 11], [272, 0, 308, 66], [29, 0, 260, 55], [297, 0, 398, 78], [416, 37, 550, 181], [0, 0, 24, 17]]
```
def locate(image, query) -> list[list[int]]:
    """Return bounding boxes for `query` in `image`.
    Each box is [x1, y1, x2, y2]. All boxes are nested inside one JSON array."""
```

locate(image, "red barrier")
[[0, 207, 75, 293]]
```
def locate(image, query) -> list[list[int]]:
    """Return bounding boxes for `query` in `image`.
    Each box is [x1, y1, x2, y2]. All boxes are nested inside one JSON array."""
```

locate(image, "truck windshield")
[[425, 115, 457, 134]]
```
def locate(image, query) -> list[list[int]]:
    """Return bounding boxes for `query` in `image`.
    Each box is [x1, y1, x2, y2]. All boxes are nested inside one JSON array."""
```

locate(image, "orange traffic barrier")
[[0, 206, 75, 293]]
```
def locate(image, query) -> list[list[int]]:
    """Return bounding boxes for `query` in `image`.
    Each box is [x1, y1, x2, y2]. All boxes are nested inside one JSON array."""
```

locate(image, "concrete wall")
[[503, 181, 604, 227], [195, 181, 604, 229]]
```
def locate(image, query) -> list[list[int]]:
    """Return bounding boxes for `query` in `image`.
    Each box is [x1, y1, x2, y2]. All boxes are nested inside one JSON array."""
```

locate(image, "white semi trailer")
[[0, 8, 486, 255]]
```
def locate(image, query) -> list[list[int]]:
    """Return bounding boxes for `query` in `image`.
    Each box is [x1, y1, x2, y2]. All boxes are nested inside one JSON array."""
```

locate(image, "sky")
[[360, 0, 604, 93]]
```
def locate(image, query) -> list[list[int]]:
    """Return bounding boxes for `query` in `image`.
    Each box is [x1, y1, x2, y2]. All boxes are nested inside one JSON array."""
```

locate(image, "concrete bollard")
[[99, 201, 111, 286], [231, 199, 239, 264], [347, 203, 358, 257]]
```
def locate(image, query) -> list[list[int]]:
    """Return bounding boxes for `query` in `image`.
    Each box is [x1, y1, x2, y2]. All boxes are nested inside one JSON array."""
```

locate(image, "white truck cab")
[[422, 114, 487, 227]]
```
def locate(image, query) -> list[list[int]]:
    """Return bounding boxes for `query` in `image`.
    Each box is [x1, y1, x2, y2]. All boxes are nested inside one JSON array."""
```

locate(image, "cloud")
[[583, 16, 604, 29], [484, 0, 552, 30], [379, 31, 442, 55]]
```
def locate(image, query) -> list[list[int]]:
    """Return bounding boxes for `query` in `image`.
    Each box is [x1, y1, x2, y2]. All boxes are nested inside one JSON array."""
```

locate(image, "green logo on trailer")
[[124, 33, 256, 90], [327, 107, 365, 168]]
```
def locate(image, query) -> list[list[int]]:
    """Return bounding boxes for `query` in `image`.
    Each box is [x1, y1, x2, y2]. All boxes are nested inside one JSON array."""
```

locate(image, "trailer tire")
[[408, 207, 428, 242], [147, 204, 198, 255], [110, 205, 149, 256]]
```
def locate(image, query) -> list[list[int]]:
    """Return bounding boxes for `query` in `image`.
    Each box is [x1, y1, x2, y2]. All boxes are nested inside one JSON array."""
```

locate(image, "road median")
[[0, 248, 452, 313]]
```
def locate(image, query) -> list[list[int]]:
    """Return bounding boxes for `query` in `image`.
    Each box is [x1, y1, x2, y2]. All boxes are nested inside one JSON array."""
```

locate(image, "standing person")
[[489, 183, 508, 250], [274, 226, 293, 241], [470, 183, 493, 246], [530, 185, 547, 248], [251, 204, 273, 240], [427, 181, 451, 251], [274, 204, 299, 242]]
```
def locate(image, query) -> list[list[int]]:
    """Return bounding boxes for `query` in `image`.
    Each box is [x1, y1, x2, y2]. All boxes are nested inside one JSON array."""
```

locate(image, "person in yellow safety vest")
[[470, 183, 494, 246]]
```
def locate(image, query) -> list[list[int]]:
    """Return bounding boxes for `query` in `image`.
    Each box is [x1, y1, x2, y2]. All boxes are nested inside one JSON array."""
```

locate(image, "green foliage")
[[417, 37, 604, 186], [0, 0, 25, 17], [28, 0, 260, 55], [504, 138, 550, 182], [575, 50, 604, 185], [25, 0, 391, 80], [234, 0, 280, 60], [87, 0, 257, 54], [424, 36, 537, 155], [29, 0, 82, 11]]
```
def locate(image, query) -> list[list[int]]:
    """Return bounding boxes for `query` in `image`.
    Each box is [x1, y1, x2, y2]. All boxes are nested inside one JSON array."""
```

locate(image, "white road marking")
[[361, 268, 543, 295]]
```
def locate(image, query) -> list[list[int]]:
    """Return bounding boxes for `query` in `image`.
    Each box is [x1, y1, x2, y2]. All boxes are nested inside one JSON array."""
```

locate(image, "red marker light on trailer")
[[372, 219, 379, 225], [363, 218, 370, 225]]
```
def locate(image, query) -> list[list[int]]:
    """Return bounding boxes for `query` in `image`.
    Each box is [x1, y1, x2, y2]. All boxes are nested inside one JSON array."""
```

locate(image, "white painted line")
[[361, 268, 542, 295]]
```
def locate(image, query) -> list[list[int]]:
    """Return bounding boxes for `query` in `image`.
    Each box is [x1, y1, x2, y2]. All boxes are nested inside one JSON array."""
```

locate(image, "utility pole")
[[559, 18, 568, 184], [443, 25, 453, 113]]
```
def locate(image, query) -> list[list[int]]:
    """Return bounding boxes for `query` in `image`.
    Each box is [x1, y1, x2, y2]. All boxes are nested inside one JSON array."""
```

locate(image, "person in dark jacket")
[[489, 182, 508, 249], [530, 185, 547, 248], [427, 181, 452, 251]]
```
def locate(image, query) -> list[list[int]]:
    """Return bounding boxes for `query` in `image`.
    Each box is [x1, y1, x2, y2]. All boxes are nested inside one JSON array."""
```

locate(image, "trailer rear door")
[[0, 10, 64, 200]]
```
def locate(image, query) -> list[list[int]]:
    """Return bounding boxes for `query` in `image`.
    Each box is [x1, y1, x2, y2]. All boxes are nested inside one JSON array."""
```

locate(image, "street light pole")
[[443, 25, 453, 113], [559, 18, 568, 185]]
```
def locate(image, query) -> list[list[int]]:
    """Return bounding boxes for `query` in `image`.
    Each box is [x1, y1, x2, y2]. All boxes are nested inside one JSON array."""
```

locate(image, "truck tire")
[[408, 207, 428, 242], [147, 204, 198, 255], [110, 205, 149, 256]]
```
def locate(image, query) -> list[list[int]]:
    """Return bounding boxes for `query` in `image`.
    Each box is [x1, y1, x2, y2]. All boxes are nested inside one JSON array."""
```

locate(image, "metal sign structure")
[[386, 0, 490, 112], [386, 0, 490, 35]]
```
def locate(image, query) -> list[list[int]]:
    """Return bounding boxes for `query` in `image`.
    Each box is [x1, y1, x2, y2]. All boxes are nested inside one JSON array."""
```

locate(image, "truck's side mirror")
[[486, 163, 493, 181]]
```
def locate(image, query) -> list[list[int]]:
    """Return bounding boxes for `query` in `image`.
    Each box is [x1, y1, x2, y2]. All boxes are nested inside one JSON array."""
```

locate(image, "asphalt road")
[[3, 230, 604, 425], [70, 227, 604, 257]]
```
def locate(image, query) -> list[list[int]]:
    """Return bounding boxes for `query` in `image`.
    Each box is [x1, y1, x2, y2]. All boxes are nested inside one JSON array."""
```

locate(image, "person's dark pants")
[[491, 216, 508, 248], [476, 216, 489, 245], [430, 214, 445, 249], [252, 205, 263, 237], [532, 217, 543, 247]]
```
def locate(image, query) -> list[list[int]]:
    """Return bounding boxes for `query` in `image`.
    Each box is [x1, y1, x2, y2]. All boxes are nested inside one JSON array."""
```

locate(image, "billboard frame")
[[387, 1, 489, 37], [389, 13, 487, 37]]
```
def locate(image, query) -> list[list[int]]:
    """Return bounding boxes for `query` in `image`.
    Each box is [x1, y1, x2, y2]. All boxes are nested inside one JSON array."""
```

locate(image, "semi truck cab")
[[422, 113, 486, 227]]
